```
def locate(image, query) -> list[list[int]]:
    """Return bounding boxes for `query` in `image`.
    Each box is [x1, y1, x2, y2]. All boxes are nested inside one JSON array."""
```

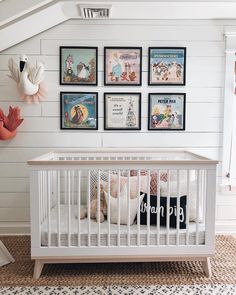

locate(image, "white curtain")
[[225, 60, 236, 189]]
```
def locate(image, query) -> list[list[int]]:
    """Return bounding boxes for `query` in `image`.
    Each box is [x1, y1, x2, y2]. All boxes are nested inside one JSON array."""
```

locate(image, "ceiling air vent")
[[79, 5, 112, 19]]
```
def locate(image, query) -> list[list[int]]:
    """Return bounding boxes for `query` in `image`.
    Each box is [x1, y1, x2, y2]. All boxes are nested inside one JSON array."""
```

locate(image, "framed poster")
[[60, 46, 98, 85], [148, 93, 186, 130], [148, 47, 186, 86], [104, 93, 141, 130], [104, 47, 142, 86], [60, 92, 98, 130]]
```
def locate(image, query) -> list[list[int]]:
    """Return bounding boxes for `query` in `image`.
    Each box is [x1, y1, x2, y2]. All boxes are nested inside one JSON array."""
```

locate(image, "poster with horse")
[[60, 92, 98, 130]]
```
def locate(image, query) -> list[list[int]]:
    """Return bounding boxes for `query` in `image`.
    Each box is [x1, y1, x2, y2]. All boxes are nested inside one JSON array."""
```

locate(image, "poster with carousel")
[[60, 46, 98, 85], [148, 47, 186, 85], [104, 93, 141, 130], [148, 93, 186, 130]]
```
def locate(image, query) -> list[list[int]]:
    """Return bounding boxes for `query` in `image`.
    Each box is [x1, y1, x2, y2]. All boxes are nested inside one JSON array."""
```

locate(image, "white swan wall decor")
[[8, 55, 46, 103]]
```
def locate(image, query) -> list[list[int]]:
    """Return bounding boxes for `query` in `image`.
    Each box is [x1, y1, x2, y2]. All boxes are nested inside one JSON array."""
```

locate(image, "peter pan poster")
[[149, 48, 186, 85], [148, 94, 185, 130], [61, 92, 98, 130], [105, 48, 142, 85]]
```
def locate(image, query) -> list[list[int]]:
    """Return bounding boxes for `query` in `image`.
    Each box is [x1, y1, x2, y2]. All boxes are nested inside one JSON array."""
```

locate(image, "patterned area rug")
[[0, 235, 236, 287], [0, 285, 236, 295]]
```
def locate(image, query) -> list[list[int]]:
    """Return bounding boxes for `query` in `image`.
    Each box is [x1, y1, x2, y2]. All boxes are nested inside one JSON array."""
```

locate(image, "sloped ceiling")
[[1, 0, 236, 52], [0, 0, 55, 26]]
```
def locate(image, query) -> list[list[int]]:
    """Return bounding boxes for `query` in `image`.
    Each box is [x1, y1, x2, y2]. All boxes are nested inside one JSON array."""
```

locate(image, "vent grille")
[[80, 5, 112, 19]]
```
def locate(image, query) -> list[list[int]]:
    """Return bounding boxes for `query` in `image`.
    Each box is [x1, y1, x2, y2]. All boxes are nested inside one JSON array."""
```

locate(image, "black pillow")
[[139, 193, 187, 229]]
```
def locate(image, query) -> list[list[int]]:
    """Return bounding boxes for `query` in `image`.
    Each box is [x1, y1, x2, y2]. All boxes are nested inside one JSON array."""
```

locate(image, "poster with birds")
[[0, 106, 24, 140], [60, 47, 98, 85]]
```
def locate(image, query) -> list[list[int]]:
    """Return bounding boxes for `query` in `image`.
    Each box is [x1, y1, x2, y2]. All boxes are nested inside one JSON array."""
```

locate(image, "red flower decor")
[[0, 106, 24, 140]]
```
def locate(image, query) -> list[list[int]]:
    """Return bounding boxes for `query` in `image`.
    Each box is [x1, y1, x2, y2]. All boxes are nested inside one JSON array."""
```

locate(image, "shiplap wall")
[[0, 19, 233, 233]]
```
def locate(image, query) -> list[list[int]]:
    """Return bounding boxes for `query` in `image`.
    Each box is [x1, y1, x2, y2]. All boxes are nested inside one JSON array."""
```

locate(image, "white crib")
[[28, 149, 218, 279]]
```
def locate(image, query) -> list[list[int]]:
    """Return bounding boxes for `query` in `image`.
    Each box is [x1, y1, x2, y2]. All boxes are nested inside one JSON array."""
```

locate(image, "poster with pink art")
[[104, 47, 142, 85]]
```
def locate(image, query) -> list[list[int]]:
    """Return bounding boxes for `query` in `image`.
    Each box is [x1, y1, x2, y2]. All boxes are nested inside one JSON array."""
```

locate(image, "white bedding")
[[41, 205, 205, 247]]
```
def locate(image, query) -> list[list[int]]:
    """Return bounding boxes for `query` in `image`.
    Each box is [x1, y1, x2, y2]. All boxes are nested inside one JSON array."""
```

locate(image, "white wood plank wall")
[[0, 19, 233, 233]]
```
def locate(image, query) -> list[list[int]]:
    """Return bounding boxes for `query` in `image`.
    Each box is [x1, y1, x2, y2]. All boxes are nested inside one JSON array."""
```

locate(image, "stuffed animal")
[[90, 183, 107, 223], [79, 207, 87, 220], [8, 55, 46, 103], [0, 106, 24, 140]]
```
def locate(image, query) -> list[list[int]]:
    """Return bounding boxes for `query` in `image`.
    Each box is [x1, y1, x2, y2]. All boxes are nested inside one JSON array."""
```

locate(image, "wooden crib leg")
[[33, 260, 44, 279], [202, 257, 212, 277]]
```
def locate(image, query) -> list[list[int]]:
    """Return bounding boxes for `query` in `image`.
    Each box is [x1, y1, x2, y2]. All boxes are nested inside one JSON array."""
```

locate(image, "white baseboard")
[[215, 221, 236, 233], [0, 222, 30, 235]]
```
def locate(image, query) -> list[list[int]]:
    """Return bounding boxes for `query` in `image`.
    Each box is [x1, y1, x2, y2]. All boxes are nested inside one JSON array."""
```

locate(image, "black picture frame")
[[104, 92, 142, 130], [104, 47, 142, 86], [60, 92, 98, 130], [148, 47, 186, 86], [148, 93, 186, 131], [60, 46, 98, 86]]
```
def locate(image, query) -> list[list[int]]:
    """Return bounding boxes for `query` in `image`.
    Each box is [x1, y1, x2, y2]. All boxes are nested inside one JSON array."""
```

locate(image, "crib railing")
[[29, 149, 217, 258]]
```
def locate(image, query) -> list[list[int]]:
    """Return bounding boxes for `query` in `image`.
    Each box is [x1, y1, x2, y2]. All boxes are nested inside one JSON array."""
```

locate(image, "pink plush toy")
[[0, 106, 24, 140]]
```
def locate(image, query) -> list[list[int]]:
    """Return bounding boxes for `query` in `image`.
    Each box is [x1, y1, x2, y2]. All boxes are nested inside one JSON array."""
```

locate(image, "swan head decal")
[[19, 54, 28, 72]]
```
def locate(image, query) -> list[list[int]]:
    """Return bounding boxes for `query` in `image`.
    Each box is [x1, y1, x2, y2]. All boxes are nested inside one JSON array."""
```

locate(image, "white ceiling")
[[1, 0, 236, 52], [0, 0, 54, 25], [71, 0, 236, 2]]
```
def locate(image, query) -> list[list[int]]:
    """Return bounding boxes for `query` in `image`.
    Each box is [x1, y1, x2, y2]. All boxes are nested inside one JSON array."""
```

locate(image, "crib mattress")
[[41, 205, 205, 247]]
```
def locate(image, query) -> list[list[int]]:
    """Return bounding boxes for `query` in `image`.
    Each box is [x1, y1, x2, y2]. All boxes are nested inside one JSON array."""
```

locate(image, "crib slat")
[[71, 170, 75, 206], [117, 170, 121, 247], [196, 170, 200, 245], [127, 171, 131, 247], [41, 171, 43, 223], [39, 171, 42, 246], [107, 170, 111, 247], [42, 171, 46, 223], [68, 170, 71, 247], [87, 170, 91, 247], [199, 170, 203, 228], [176, 170, 180, 246], [57, 171, 61, 248], [45, 171, 48, 222], [156, 170, 160, 246], [147, 170, 151, 246], [47, 170, 51, 247], [202, 170, 207, 225], [77, 170, 81, 247], [50, 171, 53, 212], [97, 170, 101, 247], [186, 170, 190, 245], [64, 169, 67, 205], [137, 169, 141, 247], [166, 170, 170, 245], [40, 171, 43, 226]]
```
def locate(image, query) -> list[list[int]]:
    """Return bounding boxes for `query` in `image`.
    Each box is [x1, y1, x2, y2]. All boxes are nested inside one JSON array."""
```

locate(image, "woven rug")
[[0, 235, 236, 287]]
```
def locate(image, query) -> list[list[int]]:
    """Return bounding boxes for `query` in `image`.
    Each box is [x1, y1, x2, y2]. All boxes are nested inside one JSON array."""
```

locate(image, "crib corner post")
[[30, 170, 41, 248], [33, 260, 44, 279], [202, 257, 212, 278]]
